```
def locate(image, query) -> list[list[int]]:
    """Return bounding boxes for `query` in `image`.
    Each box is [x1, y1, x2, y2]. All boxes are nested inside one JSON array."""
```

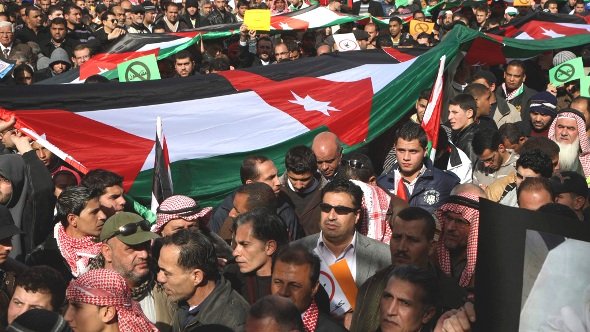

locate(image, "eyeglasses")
[[341, 159, 366, 169], [109, 18, 118, 23], [106, 220, 150, 241], [319, 203, 357, 215], [480, 151, 497, 165]]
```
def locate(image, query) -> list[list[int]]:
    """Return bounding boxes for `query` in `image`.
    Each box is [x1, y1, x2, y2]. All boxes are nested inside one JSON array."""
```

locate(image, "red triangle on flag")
[[80, 48, 160, 80], [10, 109, 154, 191], [218, 70, 373, 146], [464, 37, 506, 66]]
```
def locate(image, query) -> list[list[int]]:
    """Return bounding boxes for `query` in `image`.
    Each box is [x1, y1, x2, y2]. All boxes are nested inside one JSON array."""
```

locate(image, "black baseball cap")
[[550, 171, 588, 198]]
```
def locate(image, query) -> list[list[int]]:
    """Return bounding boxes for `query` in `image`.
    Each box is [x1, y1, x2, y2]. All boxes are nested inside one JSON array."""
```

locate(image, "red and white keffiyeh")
[[548, 111, 590, 177], [66, 269, 157, 332], [435, 193, 480, 288], [301, 301, 319, 332], [54, 223, 102, 277], [152, 195, 213, 234], [352, 180, 392, 244]]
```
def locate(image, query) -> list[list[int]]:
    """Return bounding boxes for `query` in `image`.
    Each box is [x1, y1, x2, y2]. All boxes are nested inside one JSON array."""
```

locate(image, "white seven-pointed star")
[[540, 27, 565, 38], [98, 67, 109, 74], [279, 22, 292, 30], [289, 91, 341, 116]]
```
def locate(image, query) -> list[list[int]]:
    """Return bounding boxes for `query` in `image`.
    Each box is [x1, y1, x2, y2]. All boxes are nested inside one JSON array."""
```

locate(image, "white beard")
[[557, 138, 581, 172]]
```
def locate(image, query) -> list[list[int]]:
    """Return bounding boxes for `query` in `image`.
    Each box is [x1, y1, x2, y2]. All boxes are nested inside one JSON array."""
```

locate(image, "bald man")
[[311, 132, 342, 181]]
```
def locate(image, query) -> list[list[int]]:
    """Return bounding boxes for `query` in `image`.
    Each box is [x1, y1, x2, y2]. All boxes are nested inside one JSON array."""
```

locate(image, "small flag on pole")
[[421, 55, 446, 162], [151, 116, 173, 213]]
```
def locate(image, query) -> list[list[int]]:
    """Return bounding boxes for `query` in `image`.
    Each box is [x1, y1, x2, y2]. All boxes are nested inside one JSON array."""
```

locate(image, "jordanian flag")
[[4, 26, 589, 206]]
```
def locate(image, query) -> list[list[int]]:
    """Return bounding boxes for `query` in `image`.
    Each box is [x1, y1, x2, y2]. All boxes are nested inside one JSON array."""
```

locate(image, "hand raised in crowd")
[[0, 116, 16, 134], [434, 302, 476, 332], [546, 83, 558, 96], [108, 27, 126, 40], [10, 132, 33, 154]]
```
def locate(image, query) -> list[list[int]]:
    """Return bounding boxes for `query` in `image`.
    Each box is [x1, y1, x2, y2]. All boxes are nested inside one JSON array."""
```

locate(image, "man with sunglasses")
[[293, 178, 390, 322], [472, 128, 518, 188], [94, 212, 175, 332], [93, 11, 126, 51]]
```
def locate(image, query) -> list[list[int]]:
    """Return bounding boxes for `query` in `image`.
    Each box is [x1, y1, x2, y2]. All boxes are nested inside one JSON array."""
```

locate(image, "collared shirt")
[[138, 290, 157, 323], [314, 231, 357, 281], [393, 165, 426, 196], [0, 43, 12, 57]]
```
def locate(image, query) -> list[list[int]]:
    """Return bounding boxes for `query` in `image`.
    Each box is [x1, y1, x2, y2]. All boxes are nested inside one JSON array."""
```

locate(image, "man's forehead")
[[557, 117, 578, 126], [392, 217, 428, 234]]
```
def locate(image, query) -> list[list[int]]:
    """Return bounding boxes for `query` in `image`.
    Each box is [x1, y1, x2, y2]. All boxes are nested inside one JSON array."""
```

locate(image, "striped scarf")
[[54, 223, 101, 277]]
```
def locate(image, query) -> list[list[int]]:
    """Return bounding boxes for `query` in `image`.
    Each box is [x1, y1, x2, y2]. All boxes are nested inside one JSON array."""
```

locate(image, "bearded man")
[[548, 109, 590, 178]]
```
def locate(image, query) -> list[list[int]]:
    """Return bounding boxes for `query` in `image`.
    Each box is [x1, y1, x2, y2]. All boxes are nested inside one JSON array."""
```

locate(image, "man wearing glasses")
[[472, 128, 518, 188], [93, 11, 126, 51], [95, 212, 175, 331], [293, 178, 390, 322]]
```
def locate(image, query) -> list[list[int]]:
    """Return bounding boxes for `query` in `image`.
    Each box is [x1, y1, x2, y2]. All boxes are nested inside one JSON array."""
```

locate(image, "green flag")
[[395, 0, 408, 7], [117, 54, 161, 82], [549, 57, 584, 87]]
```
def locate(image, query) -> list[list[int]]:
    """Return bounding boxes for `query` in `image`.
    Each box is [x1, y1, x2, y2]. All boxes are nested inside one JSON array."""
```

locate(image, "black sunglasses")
[[319, 203, 358, 215], [107, 220, 150, 240], [341, 159, 366, 169]]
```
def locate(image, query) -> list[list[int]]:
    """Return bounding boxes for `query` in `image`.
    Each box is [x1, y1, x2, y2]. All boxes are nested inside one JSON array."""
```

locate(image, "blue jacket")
[[377, 159, 459, 213]]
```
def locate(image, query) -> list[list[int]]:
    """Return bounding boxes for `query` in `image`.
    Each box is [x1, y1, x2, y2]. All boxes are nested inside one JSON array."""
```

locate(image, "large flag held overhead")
[[2, 26, 589, 206]]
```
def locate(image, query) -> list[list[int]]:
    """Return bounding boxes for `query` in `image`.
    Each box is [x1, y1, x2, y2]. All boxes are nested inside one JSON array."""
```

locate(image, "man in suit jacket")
[[292, 178, 391, 304], [0, 21, 19, 61]]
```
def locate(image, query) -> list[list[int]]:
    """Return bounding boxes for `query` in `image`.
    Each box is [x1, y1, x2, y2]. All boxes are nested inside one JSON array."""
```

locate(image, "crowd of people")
[[0, 0, 589, 329], [0, 0, 587, 83]]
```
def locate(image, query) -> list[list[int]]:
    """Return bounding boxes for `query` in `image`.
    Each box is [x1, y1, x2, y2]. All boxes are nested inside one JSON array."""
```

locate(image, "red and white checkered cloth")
[[352, 180, 392, 244], [301, 301, 319, 332], [66, 269, 158, 332], [548, 111, 590, 177], [54, 223, 101, 277], [435, 193, 480, 288], [152, 195, 213, 234]]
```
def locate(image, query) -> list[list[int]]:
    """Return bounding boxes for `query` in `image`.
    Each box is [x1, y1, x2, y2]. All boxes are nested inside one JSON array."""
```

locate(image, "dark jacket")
[[238, 43, 264, 68], [351, 0, 384, 16], [210, 191, 303, 241], [172, 276, 249, 332], [39, 37, 77, 58], [25, 236, 72, 282], [279, 173, 326, 236], [206, 9, 237, 25], [14, 25, 47, 44], [316, 312, 347, 332], [180, 13, 208, 29], [0, 152, 55, 260], [377, 158, 459, 213], [451, 122, 479, 165]]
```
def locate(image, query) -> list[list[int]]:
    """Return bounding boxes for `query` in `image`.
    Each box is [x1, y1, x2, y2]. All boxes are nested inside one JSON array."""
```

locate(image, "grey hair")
[[0, 21, 14, 32]]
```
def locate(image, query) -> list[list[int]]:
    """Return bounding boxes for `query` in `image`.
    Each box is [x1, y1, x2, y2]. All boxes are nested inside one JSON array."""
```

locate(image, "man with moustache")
[[94, 212, 174, 332], [157, 229, 249, 331], [548, 109, 590, 178], [528, 91, 558, 138], [350, 207, 465, 332]]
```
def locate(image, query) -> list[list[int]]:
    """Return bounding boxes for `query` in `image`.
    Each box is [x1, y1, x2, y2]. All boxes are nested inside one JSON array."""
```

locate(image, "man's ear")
[[100, 305, 117, 323], [265, 240, 278, 256], [498, 143, 506, 153], [192, 268, 204, 286], [101, 242, 112, 263], [245, 179, 254, 185], [67, 213, 77, 228], [467, 108, 475, 120], [368, 175, 377, 186], [574, 195, 586, 211]]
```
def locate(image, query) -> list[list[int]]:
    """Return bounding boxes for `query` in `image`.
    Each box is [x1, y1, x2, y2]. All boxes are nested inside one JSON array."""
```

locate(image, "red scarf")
[[55, 223, 102, 277], [302, 301, 319, 332]]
